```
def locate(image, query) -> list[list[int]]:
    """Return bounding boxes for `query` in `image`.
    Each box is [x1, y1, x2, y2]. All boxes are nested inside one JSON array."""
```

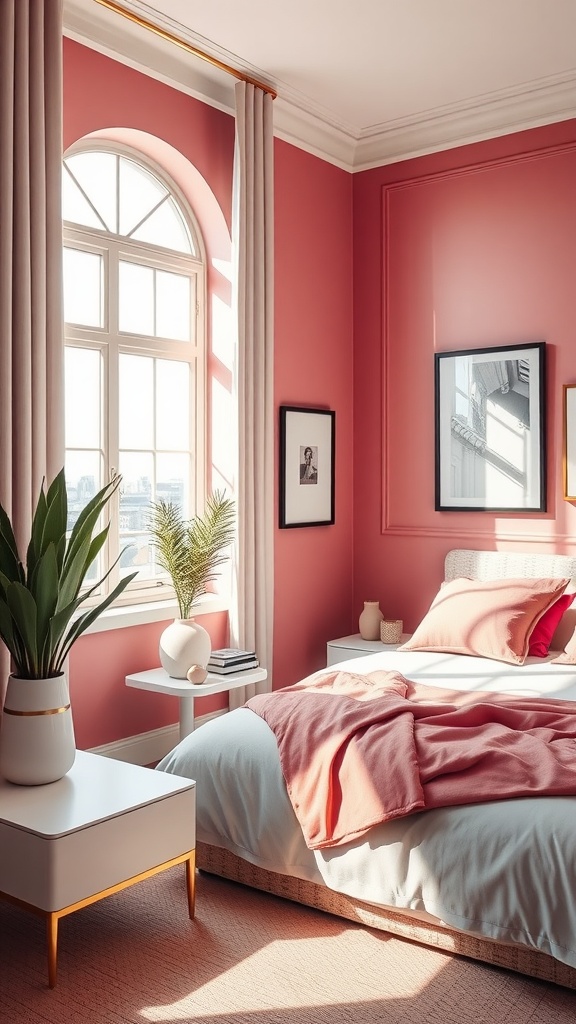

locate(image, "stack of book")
[[208, 648, 259, 675]]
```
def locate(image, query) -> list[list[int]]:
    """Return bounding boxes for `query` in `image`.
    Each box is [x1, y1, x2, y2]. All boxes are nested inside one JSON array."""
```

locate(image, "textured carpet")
[[1, 867, 576, 1023]]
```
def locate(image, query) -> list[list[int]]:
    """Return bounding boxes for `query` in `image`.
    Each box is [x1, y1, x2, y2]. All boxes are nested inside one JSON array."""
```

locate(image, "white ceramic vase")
[[0, 673, 76, 786], [159, 618, 212, 679], [358, 601, 384, 640]]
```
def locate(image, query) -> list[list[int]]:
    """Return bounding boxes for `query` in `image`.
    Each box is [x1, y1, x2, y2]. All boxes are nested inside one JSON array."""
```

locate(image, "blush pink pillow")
[[528, 592, 575, 657], [399, 576, 571, 665]]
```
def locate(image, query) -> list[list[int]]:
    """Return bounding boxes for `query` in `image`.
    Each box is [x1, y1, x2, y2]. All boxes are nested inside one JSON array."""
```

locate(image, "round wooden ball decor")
[[187, 665, 208, 685]]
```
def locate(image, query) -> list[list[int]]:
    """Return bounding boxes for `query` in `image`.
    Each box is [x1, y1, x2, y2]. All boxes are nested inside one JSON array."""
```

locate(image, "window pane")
[[119, 453, 153, 581], [119, 354, 154, 449], [156, 360, 190, 450], [120, 533, 151, 580], [156, 453, 190, 518], [62, 168, 104, 230], [63, 248, 103, 327], [119, 261, 154, 335], [119, 157, 167, 237], [65, 452, 103, 528], [211, 377, 235, 486], [131, 196, 194, 254], [65, 152, 117, 232], [65, 348, 102, 449], [156, 270, 191, 342]]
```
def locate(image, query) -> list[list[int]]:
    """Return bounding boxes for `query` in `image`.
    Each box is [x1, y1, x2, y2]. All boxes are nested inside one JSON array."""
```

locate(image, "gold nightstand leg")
[[1, 849, 195, 988], [47, 912, 59, 988], [186, 851, 196, 918]]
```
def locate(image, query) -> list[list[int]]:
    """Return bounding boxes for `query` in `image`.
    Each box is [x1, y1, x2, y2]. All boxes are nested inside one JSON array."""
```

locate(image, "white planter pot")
[[0, 674, 76, 786], [159, 618, 212, 679]]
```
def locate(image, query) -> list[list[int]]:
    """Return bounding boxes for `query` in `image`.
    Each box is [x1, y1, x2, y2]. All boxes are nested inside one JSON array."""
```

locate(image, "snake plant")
[[0, 469, 137, 679], [147, 490, 235, 619]]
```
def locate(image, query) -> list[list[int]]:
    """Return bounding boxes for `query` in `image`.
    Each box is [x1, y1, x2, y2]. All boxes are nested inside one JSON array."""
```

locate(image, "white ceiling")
[[63, 0, 576, 171]]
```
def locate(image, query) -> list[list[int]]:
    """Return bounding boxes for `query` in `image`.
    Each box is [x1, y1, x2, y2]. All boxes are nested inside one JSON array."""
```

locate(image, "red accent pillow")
[[528, 592, 575, 657]]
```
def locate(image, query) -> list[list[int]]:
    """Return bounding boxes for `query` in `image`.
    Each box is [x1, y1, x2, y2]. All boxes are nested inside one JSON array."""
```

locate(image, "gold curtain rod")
[[93, 0, 277, 99]]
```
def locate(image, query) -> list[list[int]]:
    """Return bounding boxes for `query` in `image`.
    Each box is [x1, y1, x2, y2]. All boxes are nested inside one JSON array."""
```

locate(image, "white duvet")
[[157, 649, 576, 968]]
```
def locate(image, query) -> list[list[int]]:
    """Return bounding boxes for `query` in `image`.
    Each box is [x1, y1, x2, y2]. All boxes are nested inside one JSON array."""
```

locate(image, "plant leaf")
[[6, 583, 38, 677], [41, 471, 68, 559], [27, 479, 48, 575], [33, 544, 60, 671], [0, 471, 134, 677], [56, 571, 138, 669], [0, 504, 24, 584], [63, 476, 120, 576], [57, 530, 98, 611], [147, 491, 235, 619]]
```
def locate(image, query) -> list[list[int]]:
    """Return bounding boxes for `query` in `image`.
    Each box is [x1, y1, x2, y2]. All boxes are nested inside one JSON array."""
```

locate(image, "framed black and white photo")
[[279, 406, 335, 528], [563, 384, 576, 501], [435, 342, 546, 512]]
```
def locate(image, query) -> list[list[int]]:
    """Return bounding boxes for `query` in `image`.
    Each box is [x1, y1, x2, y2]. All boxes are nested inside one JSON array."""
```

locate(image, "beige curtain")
[[0, 0, 65, 684], [229, 81, 274, 707]]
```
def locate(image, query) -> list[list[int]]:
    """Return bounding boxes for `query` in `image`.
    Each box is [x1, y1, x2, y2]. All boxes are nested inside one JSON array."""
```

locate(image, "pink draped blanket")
[[246, 669, 576, 850]]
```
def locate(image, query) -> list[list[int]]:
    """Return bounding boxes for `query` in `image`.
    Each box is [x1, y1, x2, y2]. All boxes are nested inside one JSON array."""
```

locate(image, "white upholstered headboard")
[[445, 549, 576, 586], [444, 549, 576, 650]]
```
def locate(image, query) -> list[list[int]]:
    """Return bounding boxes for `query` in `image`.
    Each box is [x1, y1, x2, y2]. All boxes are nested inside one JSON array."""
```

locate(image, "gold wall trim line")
[[3, 705, 71, 717], [93, 0, 277, 99]]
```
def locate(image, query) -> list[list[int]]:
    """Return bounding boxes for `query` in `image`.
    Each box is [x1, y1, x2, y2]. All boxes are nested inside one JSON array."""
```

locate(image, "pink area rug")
[[1, 867, 575, 1023]]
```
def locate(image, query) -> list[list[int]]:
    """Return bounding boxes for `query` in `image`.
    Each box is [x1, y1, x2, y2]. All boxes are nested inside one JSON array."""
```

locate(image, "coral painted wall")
[[352, 119, 576, 634], [63, 40, 354, 748], [273, 140, 354, 685]]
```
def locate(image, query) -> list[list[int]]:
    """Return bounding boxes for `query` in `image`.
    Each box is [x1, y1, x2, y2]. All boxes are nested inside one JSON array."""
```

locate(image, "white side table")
[[326, 633, 411, 667], [126, 666, 268, 740], [0, 750, 195, 988]]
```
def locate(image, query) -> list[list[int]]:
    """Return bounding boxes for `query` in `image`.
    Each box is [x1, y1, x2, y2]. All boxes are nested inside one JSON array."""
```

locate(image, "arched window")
[[62, 144, 206, 602]]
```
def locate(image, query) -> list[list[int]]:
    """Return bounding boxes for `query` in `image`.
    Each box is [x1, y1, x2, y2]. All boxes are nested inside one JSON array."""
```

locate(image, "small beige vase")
[[159, 618, 211, 679], [358, 601, 384, 640]]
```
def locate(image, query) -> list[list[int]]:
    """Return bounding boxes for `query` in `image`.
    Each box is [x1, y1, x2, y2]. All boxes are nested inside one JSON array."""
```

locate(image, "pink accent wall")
[[273, 141, 354, 685], [63, 41, 354, 747], [353, 119, 576, 633]]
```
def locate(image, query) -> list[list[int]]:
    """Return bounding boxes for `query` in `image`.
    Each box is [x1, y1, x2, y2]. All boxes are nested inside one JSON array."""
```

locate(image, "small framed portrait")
[[279, 406, 335, 528]]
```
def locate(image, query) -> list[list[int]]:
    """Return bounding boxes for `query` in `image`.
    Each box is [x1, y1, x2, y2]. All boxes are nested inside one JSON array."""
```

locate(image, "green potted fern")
[[0, 469, 137, 785], [147, 490, 235, 680]]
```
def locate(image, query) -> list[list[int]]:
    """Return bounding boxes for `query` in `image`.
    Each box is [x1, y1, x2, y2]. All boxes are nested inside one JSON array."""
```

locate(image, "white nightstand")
[[126, 666, 268, 740], [326, 633, 411, 667], [0, 750, 195, 987]]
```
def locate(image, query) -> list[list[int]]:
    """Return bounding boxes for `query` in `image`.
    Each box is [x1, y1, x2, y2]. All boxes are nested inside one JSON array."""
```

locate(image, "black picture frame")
[[434, 342, 546, 512], [279, 406, 335, 528]]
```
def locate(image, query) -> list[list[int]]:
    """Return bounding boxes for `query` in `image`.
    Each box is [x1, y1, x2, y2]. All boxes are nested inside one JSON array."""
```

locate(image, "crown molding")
[[63, 0, 576, 174], [353, 71, 576, 171]]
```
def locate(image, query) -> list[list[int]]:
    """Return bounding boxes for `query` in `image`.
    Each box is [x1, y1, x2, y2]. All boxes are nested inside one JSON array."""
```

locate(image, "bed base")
[[197, 841, 576, 991]]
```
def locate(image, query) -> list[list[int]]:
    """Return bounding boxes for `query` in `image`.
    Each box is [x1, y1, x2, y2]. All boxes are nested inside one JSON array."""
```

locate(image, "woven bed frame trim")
[[197, 842, 576, 989], [199, 549, 576, 990]]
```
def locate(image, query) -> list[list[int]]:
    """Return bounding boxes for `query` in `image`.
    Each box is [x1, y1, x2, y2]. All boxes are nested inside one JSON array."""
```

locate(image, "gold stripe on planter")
[[3, 704, 71, 717]]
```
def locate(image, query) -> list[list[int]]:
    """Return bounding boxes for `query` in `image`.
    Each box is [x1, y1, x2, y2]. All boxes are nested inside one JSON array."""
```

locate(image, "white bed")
[[157, 550, 576, 988]]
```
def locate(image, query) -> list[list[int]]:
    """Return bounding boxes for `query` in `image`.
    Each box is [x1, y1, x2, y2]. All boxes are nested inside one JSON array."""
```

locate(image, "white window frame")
[[63, 142, 210, 622]]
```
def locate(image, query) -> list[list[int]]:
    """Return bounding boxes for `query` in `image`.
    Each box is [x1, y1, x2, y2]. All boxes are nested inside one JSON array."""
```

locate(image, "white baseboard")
[[88, 709, 224, 765]]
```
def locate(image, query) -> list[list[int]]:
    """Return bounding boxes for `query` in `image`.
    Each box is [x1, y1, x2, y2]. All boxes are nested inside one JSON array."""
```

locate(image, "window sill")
[[82, 593, 229, 634]]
